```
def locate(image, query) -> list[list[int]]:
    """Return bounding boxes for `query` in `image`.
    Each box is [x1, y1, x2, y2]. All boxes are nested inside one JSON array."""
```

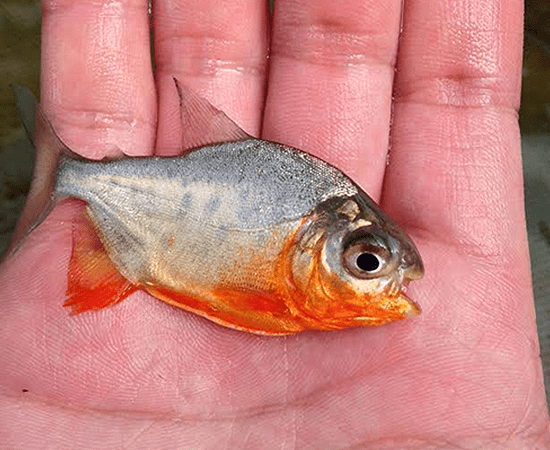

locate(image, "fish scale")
[[57, 139, 359, 230]]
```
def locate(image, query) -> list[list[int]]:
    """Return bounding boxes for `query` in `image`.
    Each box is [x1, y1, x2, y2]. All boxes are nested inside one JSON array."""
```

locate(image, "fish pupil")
[[356, 253, 380, 272]]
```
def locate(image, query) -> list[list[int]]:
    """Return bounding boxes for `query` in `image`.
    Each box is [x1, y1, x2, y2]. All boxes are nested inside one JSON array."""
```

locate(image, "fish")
[[8, 81, 424, 335]]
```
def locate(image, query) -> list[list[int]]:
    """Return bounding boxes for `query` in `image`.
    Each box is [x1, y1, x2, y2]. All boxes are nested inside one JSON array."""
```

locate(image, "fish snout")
[[401, 248, 424, 281]]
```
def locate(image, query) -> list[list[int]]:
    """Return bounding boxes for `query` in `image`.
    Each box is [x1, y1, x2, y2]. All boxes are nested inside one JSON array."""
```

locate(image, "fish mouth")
[[405, 265, 424, 281], [399, 292, 421, 317], [380, 290, 421, 318], [394, 283, 421, 317], [401, 248, 424, 281], [347, 291, 421, 326]]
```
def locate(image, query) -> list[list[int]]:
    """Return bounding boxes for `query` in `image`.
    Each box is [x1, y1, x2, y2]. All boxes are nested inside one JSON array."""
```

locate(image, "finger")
[[263, 0, 403, 198], [41, 0, 156, 158], [153, 0, 270, 155], [382, 0, 525, 255]]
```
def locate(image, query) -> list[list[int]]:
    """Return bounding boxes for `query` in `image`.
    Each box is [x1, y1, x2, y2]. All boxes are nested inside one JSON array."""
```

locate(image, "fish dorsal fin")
[[174, 78, 251, 151]]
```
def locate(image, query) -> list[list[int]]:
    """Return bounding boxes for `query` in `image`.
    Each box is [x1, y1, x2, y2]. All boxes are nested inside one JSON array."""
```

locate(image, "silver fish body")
[[56, 138, 357, 291]]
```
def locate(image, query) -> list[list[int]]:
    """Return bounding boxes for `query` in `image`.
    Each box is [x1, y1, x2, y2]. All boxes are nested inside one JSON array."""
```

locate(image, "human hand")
[[1, 0, 549, 448]]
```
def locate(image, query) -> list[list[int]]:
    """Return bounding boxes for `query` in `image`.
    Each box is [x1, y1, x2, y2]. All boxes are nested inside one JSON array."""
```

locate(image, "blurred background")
[[1, 0, 550, 406]]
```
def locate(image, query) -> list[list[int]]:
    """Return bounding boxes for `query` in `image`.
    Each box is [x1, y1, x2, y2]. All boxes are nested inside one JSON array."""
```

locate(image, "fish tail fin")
[[7, 86, 80, 256]]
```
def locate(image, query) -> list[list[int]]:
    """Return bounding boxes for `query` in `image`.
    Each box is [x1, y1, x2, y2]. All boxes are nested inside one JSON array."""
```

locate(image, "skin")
[[0, 0, 548, 448]]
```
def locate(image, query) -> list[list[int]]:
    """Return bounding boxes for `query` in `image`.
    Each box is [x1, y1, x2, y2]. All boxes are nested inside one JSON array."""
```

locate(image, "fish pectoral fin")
[[64, 218, 137, 314], [174, 79, 252, 151]]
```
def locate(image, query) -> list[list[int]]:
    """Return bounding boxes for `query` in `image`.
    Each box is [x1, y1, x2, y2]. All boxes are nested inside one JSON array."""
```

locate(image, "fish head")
[[288, 194, 423, 329]]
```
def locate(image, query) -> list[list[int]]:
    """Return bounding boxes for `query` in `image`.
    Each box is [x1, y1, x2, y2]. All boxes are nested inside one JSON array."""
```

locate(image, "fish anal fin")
[[173, 78, 252, 151], [65, 220, 137, 314]]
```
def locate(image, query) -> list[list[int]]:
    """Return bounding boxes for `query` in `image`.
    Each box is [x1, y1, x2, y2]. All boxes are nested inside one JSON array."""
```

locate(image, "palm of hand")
[[1, 0, 549, 448]]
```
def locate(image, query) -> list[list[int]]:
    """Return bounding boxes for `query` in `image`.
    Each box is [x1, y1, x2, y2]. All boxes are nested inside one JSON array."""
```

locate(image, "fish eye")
[[342, 237, 392, 279], [356, 252, 381, 272]]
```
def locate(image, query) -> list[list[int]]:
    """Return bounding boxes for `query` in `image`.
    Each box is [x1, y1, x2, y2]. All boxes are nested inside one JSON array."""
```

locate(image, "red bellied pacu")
[[8, 82, 423, 335]]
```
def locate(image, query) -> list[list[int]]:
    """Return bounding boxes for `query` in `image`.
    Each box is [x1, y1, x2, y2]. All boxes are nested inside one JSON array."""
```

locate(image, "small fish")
[[9, 82, 423, 335]]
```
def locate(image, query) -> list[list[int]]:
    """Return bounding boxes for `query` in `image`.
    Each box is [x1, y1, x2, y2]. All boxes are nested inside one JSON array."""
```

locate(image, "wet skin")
[[0, 0, 549, 449]]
